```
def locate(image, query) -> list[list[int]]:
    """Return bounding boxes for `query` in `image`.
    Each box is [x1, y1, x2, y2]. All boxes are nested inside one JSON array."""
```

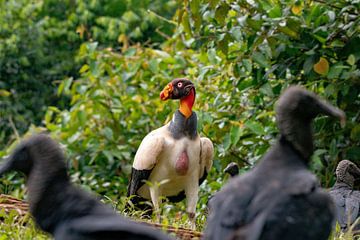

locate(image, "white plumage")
[[127, 78, 214, 229]]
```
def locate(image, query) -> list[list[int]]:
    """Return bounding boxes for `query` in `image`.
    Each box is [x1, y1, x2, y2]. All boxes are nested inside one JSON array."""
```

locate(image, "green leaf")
[[242, 59, 252, 72], [103, 127, 114, 141], [252, 51, 269, 68], [190, 0, 201, 31], [218, 34, 230, 55], [124, 48, 137, 57], [215, 3, 229, 24], [77, 110, 86, 126], [329, 139, 337, 159], [223, 133, 231, 151], [181, 11, 192, 36], [103, 150, 114, 164], [259, 83, 274, 97], [350, 124, 360, 141], [230, 125, 243, 146], [149, 59, 159, 73], [245, 121, 265, 135], [303, 56, 315, 74], [79, 64, 90, 74], [346, 147, 360, 160], [327, 63, 344, 79], [347, 54, 356, 66], [268, 5, 282, 18], [209, 0, 220, 9], [86, 42, 98, 53]]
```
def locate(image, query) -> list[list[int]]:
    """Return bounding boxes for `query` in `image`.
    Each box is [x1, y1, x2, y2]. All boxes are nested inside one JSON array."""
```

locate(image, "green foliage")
[[177, 0, 360, 186], [42, 41, 199, 198], [0, 0, 360, 237], [0, 0, 177, 149]]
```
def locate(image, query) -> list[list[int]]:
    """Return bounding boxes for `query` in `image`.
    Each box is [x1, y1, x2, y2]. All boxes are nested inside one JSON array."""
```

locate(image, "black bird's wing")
[[330, 188, 360, 229], [206, 170, 334, 240], [247, 170, 334, 240], [54, 214, 172, 240], [204, 173, 256, 240], [345, 194, 359, 227], [329, 189, 348, 229]]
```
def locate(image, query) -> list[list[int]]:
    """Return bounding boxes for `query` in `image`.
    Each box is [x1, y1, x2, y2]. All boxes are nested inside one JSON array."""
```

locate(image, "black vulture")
[[127, 78, 214, 228], [206, 162, 240, 212], [329, 160, 360, 231], [0, 134, 173, 240], [224, 162, 240, 177], [204, 85, 346, 240]]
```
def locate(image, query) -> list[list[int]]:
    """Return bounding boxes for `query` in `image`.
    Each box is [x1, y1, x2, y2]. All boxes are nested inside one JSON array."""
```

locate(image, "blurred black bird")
[[0, 134, 173, 240], [224, 162, 240, 177], [206, 162, 240, 213], [204, 86, 346, 240], [329, 160, 360, 231]]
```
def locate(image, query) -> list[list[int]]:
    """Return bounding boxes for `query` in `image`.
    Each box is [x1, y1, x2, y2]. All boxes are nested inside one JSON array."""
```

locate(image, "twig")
[[147, 10, 177, 25], [8, 116, 20, 141]]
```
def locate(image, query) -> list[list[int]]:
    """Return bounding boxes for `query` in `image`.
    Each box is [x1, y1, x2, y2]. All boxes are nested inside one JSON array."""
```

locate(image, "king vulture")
[[205, 86, 346, 240], [127, 78, 214, 228]]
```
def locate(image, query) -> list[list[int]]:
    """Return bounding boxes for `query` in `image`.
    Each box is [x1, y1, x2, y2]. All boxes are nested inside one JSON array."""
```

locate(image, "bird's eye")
[[177, 82, 183, 88]]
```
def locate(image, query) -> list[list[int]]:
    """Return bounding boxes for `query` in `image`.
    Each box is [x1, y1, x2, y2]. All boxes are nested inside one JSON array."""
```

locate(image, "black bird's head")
[[224, 162, 239, 177], [275, 86, 346, 160], [336, 160, 360, 188], [0, 134, 65, 178], [160, 78, 195, 101]]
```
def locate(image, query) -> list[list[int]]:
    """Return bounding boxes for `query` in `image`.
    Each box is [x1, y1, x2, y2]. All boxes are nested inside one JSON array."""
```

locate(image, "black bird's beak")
[[317, 99, 346, 127], [350, 164, 360, 178], [224, 162, 240, 177]]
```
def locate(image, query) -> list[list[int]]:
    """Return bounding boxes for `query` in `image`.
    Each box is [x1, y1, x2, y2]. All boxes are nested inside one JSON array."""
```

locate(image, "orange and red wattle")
[[179, 88, 195, 118]]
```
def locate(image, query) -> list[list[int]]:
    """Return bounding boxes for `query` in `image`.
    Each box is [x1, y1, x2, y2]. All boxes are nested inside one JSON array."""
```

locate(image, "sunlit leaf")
[[181, 11, 192, 36], [0, 89, 11, 97], [313, 57, 329, 75], [347, 54, 356, 66], [291, 4, 302, 15]]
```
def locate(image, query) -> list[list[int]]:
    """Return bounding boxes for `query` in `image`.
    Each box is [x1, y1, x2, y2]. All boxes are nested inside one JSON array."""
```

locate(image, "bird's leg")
[[185, 182, 199, 230], [149, 183, 161, 222]]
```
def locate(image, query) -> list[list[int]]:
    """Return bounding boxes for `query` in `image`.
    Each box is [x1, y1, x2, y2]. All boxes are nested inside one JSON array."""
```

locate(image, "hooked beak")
[[160, 83, 173, 101], [317, 99, 346, 127], [350, 164, 360, 178], [224, 162, 239, 177]]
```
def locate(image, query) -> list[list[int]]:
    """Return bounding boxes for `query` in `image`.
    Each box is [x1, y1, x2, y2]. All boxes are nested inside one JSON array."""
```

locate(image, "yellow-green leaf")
[[0, 89, 11, 97], [291, 4, 302, 15], [347, 54, 356, 66], [181, 11, 192, 36]]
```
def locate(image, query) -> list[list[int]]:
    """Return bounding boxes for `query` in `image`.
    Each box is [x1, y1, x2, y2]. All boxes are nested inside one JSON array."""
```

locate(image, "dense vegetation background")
[[0, 0, 359, 237]]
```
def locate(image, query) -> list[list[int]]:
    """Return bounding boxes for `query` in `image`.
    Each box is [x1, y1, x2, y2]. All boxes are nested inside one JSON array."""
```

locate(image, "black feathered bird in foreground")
[[0, 134, 173, 240], [204, 86, 346, 240], [329, 160, 360, 231]]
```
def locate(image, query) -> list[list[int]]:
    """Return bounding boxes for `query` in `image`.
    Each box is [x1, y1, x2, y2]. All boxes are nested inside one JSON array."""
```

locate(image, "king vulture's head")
[[160, 78, 196, 118], [160, 78, 195, 101]]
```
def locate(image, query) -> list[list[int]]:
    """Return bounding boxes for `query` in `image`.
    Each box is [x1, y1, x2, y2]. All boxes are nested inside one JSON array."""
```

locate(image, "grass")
[[0, 209, 50, 240], [0, 194, 358, 239]]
